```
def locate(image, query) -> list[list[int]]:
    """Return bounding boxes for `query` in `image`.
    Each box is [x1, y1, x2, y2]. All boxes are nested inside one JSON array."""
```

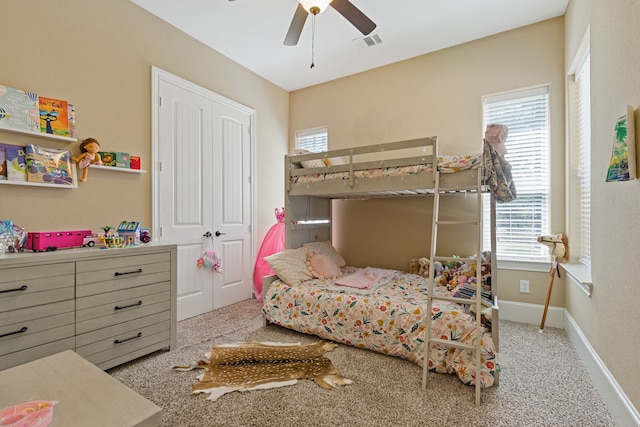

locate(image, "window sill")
[[560, 262, 592, 297]]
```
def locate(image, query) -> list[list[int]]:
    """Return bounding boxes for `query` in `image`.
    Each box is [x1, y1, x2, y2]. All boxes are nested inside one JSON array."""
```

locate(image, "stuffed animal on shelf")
[[408, 258, 420, 274], [73, 137, 102, 182], [417, 257, 430, 276]]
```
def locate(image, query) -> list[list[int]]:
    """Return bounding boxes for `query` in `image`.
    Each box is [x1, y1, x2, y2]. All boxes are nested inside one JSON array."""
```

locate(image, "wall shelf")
[[0, 126, 77, 143], [0, 179, 77, 189], [90, 164, 147, 174]]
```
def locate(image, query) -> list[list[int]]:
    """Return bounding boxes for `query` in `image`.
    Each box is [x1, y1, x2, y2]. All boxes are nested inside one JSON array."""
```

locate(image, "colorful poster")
[[606, 105, 637, 182], [39, 97, 70, 137], [0, 86, 40, 133]]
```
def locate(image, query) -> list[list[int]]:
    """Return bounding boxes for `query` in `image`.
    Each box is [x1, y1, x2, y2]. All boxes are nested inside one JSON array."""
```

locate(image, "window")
[[295, 127, 328, 153], [569, 52, 591, 264], [482, 86, 551, 261]]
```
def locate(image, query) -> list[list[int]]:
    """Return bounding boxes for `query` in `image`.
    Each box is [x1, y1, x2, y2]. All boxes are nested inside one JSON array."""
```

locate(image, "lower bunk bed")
[[261, 242, 498, 389]]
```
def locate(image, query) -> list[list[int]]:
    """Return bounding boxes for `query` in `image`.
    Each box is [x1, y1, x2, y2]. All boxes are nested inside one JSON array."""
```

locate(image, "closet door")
[[153, 68, 253, 321], [211, 101, 253, 309]]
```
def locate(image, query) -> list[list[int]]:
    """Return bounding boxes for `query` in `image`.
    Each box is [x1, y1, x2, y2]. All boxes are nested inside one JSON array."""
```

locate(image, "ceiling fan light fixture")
[[299, 0, 333, 15]]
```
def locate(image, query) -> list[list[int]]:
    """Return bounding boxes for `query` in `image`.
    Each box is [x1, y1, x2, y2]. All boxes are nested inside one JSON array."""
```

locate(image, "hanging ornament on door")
[[197, 233, 223, 273]]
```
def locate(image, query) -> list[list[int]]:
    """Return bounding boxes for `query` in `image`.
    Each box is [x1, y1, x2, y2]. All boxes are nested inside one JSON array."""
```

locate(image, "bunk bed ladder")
[[422, 170, 484, 406]]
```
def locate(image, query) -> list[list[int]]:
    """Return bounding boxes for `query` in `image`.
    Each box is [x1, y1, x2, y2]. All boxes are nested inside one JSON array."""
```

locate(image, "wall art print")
[[606, 105, 636, 182]]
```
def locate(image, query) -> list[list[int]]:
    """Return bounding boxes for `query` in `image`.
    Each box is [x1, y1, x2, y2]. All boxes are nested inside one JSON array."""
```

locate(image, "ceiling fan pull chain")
[[310, 12, 316, 68]]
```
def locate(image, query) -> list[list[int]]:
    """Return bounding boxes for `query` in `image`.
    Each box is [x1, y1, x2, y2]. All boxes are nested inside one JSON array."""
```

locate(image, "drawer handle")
[[0, 285, 28, 294], [114, 268, 143, 277], [114, 332, 142, 344], [114, 300, 143, 311], [0, 326, 28, 338]]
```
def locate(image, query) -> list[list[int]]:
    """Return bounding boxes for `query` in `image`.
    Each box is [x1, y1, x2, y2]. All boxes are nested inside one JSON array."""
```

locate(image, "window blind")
[[575, 54, 591, 262], [296, 127, 328, 153], [482, 86, 551, 261]]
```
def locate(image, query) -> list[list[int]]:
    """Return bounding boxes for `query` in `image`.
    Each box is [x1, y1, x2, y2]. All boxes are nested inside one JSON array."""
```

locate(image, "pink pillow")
[[306, 252, 341, 280]]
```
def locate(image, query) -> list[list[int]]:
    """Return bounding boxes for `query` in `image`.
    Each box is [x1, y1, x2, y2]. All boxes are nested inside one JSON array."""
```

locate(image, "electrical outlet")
[[519, 279, 530, 293]]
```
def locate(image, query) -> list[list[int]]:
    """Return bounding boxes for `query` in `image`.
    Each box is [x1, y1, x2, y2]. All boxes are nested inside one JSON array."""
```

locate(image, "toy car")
[[82, 233, 104, 248]]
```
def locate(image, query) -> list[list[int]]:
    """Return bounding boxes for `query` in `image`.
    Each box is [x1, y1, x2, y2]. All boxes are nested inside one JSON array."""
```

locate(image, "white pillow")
[[294, 149, 326, 169], [264, 247, 312, 286], [302, 241, 346, 267]]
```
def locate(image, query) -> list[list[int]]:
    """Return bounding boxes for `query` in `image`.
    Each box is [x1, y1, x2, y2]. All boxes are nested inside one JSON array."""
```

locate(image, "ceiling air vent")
[[353, 33, 383, 50]]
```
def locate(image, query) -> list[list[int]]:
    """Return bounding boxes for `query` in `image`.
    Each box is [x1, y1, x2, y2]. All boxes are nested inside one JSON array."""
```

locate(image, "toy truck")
[[26, 229, 92, 252]]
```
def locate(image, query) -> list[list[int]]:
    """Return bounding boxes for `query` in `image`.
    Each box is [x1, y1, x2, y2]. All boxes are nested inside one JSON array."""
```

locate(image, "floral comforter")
[[290, 154, 482, 184], [262, 268, 497, 387]]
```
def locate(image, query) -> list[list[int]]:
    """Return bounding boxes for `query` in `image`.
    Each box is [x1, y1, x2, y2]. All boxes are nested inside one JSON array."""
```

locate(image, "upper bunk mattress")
[[290, 153, 481, 185]]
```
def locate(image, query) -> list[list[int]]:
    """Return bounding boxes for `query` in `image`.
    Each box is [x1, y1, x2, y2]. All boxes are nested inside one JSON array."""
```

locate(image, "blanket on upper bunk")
[[263, 267, 497, 388]]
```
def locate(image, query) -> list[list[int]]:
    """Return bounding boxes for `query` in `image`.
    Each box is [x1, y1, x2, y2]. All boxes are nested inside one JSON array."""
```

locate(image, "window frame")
[[295, 126, 328, 153], [482, 85, 552, 264], [567, 41, 591, 266]]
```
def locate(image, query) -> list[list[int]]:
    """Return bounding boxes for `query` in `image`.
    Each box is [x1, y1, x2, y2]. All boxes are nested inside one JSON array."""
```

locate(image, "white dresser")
[[0, 244, 177, 371]]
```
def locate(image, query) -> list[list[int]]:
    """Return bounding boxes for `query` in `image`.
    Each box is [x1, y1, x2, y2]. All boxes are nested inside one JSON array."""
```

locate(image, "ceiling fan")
[[228, 0, 377, 46]]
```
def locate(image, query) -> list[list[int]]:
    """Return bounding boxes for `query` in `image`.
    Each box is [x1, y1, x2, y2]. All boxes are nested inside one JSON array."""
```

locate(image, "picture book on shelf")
[[39, 97, 70, 138], [0, 146, 6, 180], [0, 85, 40, 134], [0, 142, 27, 181], [25, 144, 73, 185]]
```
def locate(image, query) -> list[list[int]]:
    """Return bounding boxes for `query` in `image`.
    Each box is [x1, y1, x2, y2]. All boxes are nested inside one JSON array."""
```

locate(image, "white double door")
[[153, 68, 253, 321]]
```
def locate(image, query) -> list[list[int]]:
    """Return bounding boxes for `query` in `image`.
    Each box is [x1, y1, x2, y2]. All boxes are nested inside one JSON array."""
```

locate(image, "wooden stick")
[[539, 257, 558, 332]]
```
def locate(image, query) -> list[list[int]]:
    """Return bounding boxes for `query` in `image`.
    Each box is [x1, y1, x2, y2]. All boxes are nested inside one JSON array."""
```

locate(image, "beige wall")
[[0, 0, 288, 245], [565, 0, 640, 410], [290, 18, 567, 308]]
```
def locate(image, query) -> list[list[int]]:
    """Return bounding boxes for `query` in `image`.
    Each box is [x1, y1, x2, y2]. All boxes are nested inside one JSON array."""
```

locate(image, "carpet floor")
[[108, 299, 616, 427]]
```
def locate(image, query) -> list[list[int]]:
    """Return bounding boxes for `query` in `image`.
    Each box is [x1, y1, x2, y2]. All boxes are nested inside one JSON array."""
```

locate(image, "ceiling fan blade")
[[330, 0, 376, 35], [284, 4, 308, 46]]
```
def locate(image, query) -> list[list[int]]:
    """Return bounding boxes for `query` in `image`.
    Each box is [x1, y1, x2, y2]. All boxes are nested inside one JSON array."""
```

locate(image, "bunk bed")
[[262, 136, 507, 394]]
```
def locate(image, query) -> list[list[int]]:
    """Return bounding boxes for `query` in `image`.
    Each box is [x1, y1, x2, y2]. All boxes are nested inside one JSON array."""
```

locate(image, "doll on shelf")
[[73, 137, 102, 182]]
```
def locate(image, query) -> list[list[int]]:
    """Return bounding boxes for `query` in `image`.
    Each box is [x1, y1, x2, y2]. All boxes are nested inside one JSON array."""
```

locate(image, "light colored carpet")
[[108, 299, 616, 427]]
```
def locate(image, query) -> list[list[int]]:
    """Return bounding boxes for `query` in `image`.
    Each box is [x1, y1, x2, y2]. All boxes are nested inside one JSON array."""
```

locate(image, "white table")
[[0, 350, 161, 427]]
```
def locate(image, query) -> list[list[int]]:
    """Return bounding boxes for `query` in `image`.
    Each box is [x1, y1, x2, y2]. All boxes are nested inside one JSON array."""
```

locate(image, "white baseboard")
[[499, 300, 639, 426], [564, 311, 640, 427], [498, 300, 564, 329]]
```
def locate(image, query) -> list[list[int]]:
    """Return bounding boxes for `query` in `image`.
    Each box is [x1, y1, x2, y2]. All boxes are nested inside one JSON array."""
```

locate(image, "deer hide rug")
[[172, 341, 352, 401]]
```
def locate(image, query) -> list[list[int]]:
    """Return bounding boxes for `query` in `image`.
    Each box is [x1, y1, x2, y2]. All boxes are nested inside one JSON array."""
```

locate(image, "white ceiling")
[[130, 0, 568, 92]]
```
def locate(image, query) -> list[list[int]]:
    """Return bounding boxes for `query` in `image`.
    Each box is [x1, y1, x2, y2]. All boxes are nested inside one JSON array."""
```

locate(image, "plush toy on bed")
[[417, 257, 430, 276], [408, 258, 420, 274]]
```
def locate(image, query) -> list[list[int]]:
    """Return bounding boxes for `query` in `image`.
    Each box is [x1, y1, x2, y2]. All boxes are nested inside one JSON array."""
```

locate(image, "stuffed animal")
[[408, 258, 420, 274], [417, 257, 430, 276], [436, 270, 451, 287], [537, 233, 569, 262]]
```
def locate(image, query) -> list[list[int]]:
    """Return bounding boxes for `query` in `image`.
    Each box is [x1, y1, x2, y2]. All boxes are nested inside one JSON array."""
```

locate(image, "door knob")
[[215, 231, 226, 237]]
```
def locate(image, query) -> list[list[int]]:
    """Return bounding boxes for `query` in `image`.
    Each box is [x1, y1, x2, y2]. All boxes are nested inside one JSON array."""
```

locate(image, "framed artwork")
[[606, 105, 636, 182]]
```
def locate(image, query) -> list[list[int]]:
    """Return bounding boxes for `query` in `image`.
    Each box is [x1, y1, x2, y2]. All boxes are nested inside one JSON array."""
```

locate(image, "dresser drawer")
[[0, 337, 75, 371], [76, 316, 171, 368], [0, 300, 76, 357], [76, 253, 171, 298], [76, 282, 171, 334], [0, 264, 74, 311]]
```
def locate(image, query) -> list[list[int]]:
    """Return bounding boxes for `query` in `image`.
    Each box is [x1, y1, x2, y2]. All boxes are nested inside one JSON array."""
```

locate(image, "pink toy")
[[26, 229, 92, 252], [252, 208, 285, 301], [0, 400, 57, 427]]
